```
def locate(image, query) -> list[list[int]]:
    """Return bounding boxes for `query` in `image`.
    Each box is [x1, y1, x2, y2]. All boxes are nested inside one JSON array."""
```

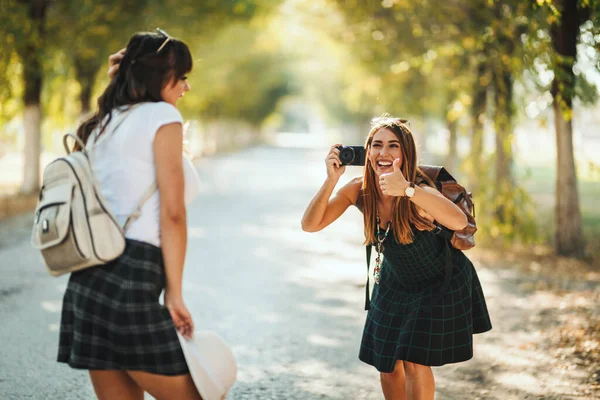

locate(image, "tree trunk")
[[419, 112, 429, 156], [79, 80, 93, 116], [492, 64, 516, 228], [22, 105, 41, 194], [553, 100, 583, 257], [74, 58, 99, 116], [491, 1, 516, 227], [468, 61, 488, 193], [445, 108, 458, 173], [493, 66, 514, 203], [17, 0, 49, 194], [550, 0, 585, 257]]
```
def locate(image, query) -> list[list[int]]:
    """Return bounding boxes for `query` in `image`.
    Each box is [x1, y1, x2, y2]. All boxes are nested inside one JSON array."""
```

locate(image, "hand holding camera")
[[325, 144, 367, 179], [325, 144, 346, 179]]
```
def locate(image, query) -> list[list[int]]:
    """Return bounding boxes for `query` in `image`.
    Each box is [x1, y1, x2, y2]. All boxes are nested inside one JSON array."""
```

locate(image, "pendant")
[[374, 254, 382, 284], [373, 265, 381, 284], [373, 215, 390, 286]]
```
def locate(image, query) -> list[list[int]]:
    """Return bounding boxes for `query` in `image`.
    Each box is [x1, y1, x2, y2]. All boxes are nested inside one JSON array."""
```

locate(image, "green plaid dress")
[[359, 226, 492, 372]]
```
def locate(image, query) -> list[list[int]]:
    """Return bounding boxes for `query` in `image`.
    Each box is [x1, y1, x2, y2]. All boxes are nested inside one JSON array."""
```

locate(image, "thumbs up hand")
[[379, 158, 410, 197]]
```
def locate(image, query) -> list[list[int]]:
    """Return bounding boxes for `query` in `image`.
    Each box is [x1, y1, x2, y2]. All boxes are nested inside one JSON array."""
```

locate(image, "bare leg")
[[403, 361, 435, 400], [380, 360, 407, 400], [89, 371, 143, 400], [127, 370, 202, 400]]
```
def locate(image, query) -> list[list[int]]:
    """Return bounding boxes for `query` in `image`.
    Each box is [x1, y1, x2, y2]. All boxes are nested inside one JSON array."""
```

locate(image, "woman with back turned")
[[302, 116, 492, 399], [57, 30, 202, 399]]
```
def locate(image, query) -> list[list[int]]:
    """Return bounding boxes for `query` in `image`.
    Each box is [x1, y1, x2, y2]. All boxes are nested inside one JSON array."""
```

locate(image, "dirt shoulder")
[[469, 247, 600, 399], [0, 193, 38, 222]]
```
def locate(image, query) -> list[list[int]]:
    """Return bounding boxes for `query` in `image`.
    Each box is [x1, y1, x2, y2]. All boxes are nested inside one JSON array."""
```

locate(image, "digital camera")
[[337, 146, 366, 166]]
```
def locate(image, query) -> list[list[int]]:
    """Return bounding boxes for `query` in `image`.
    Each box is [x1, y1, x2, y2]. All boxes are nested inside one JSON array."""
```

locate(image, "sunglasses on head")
[[156, 28, 172, 53], [395, 118, 410, 127], [394, 118, 410, 126], [372, 116, 410, 128]]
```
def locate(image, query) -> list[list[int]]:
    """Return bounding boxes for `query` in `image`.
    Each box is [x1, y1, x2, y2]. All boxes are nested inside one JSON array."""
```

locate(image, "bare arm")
[[410, 185, 467, 230], [379, 159, 467, 231], [154, 122, 193, 338], [302, 144, 361, 232], [301, 177, 360, 232]]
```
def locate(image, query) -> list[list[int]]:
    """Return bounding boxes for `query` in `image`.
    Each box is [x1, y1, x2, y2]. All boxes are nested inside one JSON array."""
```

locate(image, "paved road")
[[0, 144, 591, 399]]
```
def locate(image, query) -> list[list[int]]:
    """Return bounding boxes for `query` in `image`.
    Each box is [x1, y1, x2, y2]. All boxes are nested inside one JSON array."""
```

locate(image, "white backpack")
[[31, 108, 156, 276]]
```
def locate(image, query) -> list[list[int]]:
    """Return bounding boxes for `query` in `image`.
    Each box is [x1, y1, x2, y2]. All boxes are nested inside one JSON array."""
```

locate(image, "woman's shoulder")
[[341, 176, 362, 192], [134, 101, 182, 121], [338, 176, 363, 205]]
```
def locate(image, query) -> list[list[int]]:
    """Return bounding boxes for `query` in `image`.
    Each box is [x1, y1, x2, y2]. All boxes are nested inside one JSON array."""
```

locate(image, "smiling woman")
[[301, 115, 492, 400]]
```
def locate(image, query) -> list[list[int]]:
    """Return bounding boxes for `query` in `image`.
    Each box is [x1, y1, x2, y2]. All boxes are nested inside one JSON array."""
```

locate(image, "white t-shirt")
[[86, 102, 200, 247]]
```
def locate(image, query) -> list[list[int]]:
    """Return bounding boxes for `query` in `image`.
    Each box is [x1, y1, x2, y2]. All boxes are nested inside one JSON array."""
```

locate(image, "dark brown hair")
[[361, 116, 434, 245], [75, 31, 192, 148]]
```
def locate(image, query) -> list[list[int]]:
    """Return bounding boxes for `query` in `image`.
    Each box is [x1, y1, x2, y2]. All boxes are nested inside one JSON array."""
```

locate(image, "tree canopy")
[[1, 0, 599, 256]]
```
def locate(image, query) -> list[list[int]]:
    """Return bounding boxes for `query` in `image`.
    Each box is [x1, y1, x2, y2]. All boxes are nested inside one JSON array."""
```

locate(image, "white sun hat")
[[177, 330, 238, 400]]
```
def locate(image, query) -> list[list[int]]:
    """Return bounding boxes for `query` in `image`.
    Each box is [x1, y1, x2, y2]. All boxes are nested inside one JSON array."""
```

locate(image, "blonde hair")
[[361, 116, 434, 245]]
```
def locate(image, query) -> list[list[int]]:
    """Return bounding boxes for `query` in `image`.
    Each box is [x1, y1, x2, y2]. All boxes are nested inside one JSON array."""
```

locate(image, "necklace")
[[373, 214, 391, 284]]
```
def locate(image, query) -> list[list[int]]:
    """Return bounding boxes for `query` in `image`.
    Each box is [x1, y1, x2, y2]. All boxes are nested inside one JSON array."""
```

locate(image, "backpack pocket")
[[31, 183, 87, 274]]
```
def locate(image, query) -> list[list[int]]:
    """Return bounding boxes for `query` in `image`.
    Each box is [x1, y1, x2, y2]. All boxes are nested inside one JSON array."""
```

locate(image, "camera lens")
[[339, 147, 355, 165]]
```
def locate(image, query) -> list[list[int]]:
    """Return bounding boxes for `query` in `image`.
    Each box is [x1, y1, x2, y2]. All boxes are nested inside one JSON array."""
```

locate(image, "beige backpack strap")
[[63, 134, 87, 155], [122, 183, 158, 232]]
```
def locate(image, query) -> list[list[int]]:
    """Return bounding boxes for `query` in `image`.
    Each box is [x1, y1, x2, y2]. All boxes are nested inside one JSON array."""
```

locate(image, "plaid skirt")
[[57, 239, 189, 375], [359, 229, 492, 372]]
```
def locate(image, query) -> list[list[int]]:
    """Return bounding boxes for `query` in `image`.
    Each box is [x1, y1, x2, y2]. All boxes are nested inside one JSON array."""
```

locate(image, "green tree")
[[0, 2, 26, 145], [50, 0, 260, 117], [330, 0, 542, 243], [12, 0, 50, 194], [0, 0, 269, 195], [543, 0, 599, 257], [190, 21, 296, 125], [48, 1, 149, 115]]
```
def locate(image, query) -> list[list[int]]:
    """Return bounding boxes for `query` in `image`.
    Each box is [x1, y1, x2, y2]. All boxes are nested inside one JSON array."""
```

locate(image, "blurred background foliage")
[[1, 0, 599, 260]]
